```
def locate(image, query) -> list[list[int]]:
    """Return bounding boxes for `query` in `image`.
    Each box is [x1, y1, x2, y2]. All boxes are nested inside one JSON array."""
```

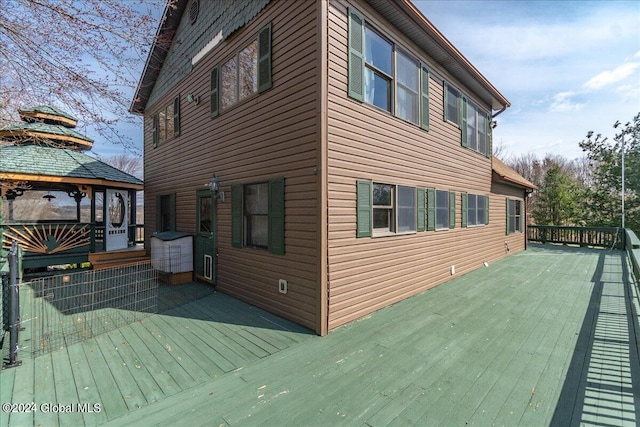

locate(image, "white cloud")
[[615, 83, 640, 102], [584, 61, 640, 90], [550, 92, 585, 113]]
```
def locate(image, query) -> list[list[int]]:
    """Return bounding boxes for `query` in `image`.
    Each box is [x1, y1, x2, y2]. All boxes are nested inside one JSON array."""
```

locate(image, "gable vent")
[[189, 0, 199, 24]]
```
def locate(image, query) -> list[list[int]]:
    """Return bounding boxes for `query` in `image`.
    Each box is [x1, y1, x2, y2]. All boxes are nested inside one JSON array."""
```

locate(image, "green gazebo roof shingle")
[[0, 144, 143, 187], [19, 105, 78, 123], [0, 122, 93, 143]]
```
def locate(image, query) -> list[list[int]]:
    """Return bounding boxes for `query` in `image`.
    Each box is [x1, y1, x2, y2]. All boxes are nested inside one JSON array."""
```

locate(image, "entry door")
[[105, 189, 128, 251], [195, 189, 216, 283]]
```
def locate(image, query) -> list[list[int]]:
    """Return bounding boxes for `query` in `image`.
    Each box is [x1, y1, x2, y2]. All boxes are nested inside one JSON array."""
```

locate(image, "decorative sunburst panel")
[[2, 224, 90, 254]]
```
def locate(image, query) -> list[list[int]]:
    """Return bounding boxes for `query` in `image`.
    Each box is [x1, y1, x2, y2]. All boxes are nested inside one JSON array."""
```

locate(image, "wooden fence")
[[528, 225, 625, 250]]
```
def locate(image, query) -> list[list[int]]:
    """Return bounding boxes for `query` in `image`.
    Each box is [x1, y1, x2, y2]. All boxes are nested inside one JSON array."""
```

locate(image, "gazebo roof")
[[0, 144, 143, 190], [0, 122, 94, 150], [18, 105, 78, 128]]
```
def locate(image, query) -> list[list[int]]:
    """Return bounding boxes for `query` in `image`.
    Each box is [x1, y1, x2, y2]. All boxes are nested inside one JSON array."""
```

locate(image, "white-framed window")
[[211, 23, 271, 118], [244, 182, 268, 248], [348, 8, 429, 130], [373, 183, 394, 233], [152, 97, 180, 147], [364, 27, 393, 113], [231, 177, 285, 255], [372, 183, 417, 235], [396, 50, 420, 125], [467, 194, 488, 226], [445, 84, 460, 125], [507, 199, 523, 234], [435, 189, 449, 230], [221, 40, 258, 110], [465, 99, 490, 155]]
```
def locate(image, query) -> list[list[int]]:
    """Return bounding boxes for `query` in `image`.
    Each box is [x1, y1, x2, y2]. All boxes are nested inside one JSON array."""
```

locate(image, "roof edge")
[[394, 0, 510, 110]]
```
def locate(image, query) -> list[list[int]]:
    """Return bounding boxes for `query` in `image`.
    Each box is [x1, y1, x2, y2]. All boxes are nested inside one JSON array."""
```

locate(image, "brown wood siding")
[[326, 0, 526, 330], [143, 0, 320, 331]]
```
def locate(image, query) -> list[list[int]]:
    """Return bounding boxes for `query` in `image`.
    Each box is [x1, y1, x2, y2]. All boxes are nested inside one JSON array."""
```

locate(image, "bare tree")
[[96, 153, 143, 179], [0, 0, 168, 153]]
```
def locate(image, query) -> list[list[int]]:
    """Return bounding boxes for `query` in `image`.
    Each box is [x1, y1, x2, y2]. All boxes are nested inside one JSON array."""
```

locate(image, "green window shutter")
[[427, 188, 435, 231], [485, 196, 490, 225], [258, 23, 272, 93], [420, 65, 430, 131], [211, 66, 220, 117], [348, 8, 365, 102], [461, 192, 468, 228], [169, 193, 176, 231], [356, 180, 372, 238], [485, 114, 492, 158], [173, 96, 181, 137], [417, 187, 426, 232], [505, 198, 510, 235], [461, 96, 468, 147], [231, 184, 243, 247], [152, 114, 159, 147], [449, 191, 456, 229], [155, 195, 162, 232], [268, 177, 285, 255]]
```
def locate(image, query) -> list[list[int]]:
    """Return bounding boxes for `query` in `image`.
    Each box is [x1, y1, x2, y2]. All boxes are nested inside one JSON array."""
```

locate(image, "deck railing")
[[528, 225, 625, 250]]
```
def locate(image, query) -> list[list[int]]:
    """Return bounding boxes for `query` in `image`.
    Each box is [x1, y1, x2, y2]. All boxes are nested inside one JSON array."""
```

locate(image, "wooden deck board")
[[92, 333, 148, 412], [116, 324, 183, 397], [50, 348, 85, 427], [105, 328, 166, 405], [81, 338, 129, 422], [3, 245, 640, 427], [65, 340, 109, 426]]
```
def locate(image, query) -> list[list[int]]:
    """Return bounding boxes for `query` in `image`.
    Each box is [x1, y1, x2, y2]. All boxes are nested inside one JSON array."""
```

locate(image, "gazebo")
[[0, 106, 145, 274]]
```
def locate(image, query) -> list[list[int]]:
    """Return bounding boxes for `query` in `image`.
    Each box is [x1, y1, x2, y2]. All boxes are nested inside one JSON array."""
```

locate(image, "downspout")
[[492, 106, 507, 119]]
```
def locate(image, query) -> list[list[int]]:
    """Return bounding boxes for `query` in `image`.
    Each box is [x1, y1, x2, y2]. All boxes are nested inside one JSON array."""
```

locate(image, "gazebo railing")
[[528, 225, 625, 250]]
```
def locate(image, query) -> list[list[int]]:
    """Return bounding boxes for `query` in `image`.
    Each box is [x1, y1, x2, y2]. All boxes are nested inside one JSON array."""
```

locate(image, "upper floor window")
[[364, 27, 392, 112], [152, 96, 180, 147], [445, 84, 459, 125], [464, 99, 490, 156], [221, 40, 258, 110], [211, 23, 272, 117], [444, 83, 492, 158], [348, 8, 429, 131]]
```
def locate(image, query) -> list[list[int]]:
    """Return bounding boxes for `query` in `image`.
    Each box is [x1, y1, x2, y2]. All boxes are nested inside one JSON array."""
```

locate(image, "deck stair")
[[89, 247, 150, 270]]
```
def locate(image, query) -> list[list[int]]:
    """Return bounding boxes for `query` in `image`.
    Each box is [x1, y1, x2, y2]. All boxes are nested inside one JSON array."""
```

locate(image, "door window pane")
[[199, 196, 212, 233]]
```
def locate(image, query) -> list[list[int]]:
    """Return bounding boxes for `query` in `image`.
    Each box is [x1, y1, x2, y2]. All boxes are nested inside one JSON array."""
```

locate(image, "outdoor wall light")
[[208, 175, 224, 202], [187, 93, 200, 104]]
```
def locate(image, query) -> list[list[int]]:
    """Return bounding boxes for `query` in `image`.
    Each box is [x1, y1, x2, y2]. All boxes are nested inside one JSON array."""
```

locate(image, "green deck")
[[2, 244, 640, 426]]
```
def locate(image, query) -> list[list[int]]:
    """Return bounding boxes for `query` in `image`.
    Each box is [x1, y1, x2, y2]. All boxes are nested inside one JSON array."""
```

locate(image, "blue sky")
[[93, 0, 640, 162], [416, 0, 640, 160]]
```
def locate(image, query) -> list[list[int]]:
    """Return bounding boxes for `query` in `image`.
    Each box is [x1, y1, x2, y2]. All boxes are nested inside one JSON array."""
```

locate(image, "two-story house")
[[131, 0, 535, 335]]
